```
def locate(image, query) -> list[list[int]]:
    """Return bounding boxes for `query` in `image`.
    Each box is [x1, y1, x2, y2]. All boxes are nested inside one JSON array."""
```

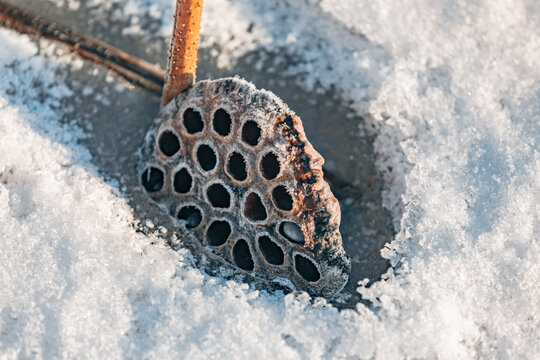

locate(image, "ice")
[[2, 0, 540, 359]]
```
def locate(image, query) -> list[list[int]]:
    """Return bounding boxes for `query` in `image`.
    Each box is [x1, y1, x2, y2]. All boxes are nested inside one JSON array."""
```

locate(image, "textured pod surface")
[[139, 77, 350, 298]]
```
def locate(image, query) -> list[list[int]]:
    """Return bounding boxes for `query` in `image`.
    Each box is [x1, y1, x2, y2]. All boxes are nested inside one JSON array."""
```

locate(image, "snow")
[[2, 0, 540, 359]]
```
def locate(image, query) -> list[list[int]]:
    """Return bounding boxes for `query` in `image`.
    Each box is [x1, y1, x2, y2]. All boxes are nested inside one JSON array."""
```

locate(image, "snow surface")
[[2, 0, 540, 358]]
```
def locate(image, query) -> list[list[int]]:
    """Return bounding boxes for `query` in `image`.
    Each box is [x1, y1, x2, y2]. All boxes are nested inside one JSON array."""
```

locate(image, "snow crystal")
[[2, 0, 540, 358]]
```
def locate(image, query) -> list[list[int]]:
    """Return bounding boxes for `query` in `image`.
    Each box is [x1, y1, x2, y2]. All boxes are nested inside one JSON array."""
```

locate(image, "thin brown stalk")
[[162, 0, 204, 106]]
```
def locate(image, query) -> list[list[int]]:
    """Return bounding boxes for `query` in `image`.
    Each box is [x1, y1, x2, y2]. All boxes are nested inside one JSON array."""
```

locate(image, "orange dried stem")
[[162, 0, 203, 106]]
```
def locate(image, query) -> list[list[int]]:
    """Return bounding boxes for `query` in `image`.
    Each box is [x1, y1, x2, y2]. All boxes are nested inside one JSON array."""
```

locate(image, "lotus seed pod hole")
[[272, 185, 293, 211], [295, 254, 320, 282], [183, 107, 204, 134], [158, 130, 181, 157], [206, 220, 231, 246], [260, 152, 280, 180], [196, 144, 217, 171], [243, 192, 267, 222], [258, 235, 284, 266], [241, 120, 261, 146], [173, 168, 192, 193], [206, 183, 231, 209], [141, 167, 164, 193], [279, 221, 305, 244], [233, 239, 254, 271], [213, 108, 232, 137], [227, 152, 247, 181], [177, 205, 203, 229]]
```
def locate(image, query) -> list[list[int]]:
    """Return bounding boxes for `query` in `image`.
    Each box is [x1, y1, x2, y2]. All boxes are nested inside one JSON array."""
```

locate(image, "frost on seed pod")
[[139, 77, 350, 298]]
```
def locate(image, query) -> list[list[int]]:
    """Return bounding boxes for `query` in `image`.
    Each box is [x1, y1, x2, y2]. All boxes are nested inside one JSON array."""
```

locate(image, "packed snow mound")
[[2, 0, 540, 358]]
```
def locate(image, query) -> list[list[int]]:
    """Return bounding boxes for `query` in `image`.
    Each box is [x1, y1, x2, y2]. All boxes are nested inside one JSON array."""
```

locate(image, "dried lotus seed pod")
[[139, 77, 351, 298]]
